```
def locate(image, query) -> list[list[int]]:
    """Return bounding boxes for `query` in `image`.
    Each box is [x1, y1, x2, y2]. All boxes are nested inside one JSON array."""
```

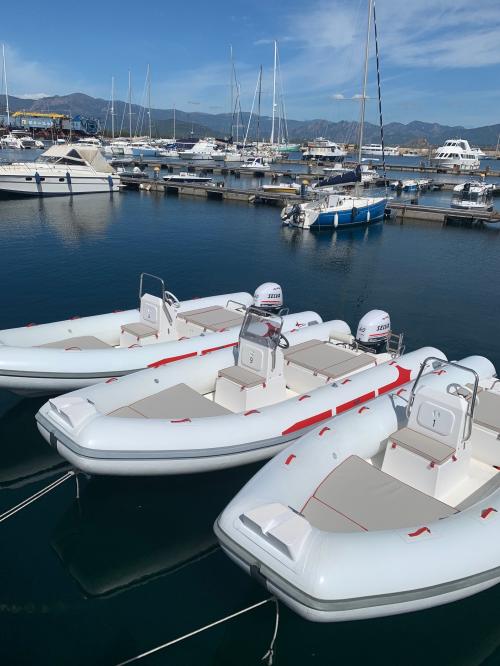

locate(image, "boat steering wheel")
[[165, 290, 180, 307]]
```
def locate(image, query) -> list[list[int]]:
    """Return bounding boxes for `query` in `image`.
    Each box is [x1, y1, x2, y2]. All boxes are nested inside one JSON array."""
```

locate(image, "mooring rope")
[[115, 596, 279, 666], [0, 470, 76, 523]]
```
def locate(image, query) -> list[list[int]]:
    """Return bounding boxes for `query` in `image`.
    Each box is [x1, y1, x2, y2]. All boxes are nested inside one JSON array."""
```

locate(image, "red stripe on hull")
[[282, 409, 333, 436]]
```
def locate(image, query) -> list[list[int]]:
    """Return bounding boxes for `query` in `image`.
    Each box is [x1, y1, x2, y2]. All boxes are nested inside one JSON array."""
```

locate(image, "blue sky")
[[1, 0, 500, 127]]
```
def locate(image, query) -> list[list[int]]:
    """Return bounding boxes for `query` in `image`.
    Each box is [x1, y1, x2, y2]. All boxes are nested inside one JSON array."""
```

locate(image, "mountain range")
[[3, 92, 500, 147]]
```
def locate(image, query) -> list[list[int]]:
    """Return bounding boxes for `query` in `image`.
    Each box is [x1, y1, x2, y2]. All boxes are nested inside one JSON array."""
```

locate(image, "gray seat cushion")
[[284, 339, 372, 377], [302, 456, 456, 532], [218, 365, 266, 388], [474, 390, 500, 434], [179, 306, 244, 332], [39, 335, 112, 349], [109, 383, 231, 419], [121, 322, 158, 339], [321, 354, 374, 379], [390, 426, 455, 464]]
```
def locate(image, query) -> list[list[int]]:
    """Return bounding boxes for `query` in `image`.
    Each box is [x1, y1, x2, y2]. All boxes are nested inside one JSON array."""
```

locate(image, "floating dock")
[[387, 202, 500, 225], [119, 176, 303, 206]]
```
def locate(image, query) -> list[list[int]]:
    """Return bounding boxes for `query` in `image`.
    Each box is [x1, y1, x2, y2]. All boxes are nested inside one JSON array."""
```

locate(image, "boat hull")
[[305, 199, 387, 229]]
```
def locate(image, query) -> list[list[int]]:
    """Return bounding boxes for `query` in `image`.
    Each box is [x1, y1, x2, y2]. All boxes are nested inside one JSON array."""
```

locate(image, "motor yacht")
[[301, 138, 346, 162], [0, 144, 120, 196], [361, 143, 399, 157], [431, 139, 480, 171]]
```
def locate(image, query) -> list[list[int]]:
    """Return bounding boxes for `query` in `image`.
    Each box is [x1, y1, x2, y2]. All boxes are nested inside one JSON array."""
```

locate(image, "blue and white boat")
[[281, 193, 387, 229]]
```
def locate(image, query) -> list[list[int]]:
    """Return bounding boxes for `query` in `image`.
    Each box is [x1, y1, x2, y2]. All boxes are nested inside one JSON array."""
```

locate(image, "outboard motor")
[[253, 282, 283, 313], [356, 309, 391, 353]]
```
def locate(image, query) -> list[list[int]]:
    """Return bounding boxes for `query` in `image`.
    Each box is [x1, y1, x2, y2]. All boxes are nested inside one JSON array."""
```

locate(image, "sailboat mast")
[[230, 44, 234, 139], [270, 40, 277, 144], [173, 103, 176, 141], [111, 76, 115, 140], [2, 44, 10, 126], [147, 64, 152, 140], [357, 0, 373, 164], [128, 70, 132, 138], [257, 65, 262, 150]]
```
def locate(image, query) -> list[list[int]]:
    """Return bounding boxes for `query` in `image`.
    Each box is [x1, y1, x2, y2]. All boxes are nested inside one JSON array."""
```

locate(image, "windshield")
[[240, 310, 283, 349]]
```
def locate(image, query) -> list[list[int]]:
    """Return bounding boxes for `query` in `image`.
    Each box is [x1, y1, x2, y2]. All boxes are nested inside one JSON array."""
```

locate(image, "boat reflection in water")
[[0, 398, 69, 489], [51, 463, 261, 598]]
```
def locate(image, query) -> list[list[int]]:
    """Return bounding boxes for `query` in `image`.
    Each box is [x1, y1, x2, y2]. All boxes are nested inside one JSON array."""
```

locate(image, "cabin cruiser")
[[162, 172, 213, 184], [239, 156, 270, 171], [124, 142, 158, 157], [301, 138, 346, 162], [451, 180, 494, 211], [35, 308, 408, 476], [0, 144, 119, 196], [0, 277, 289, 396], [0, 133, 24, 149], [104, 140, 130, 156], [178, 139, 218, 160], [77, 137, 104, 149], [216, 355, 500, 622], [361, 143, 399, 157], [431, 139, 480, 171]]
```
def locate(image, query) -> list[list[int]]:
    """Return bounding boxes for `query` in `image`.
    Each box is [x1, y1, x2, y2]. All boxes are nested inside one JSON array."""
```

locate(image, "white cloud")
[[16, 93, 50, 99]]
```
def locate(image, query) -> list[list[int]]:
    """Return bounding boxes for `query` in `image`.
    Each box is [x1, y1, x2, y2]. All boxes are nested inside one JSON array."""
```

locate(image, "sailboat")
[[269, 41, 299, 154], [281, 0, 387, 230]]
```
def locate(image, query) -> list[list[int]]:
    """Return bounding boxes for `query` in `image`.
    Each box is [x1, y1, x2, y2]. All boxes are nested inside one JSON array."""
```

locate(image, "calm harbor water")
[[1, 183, 500, 665]]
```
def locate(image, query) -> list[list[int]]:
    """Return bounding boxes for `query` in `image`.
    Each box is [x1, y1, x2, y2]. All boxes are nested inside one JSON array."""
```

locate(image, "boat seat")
[[109, 383, 231, 419], [178, 305, 244, 332], [121, 322, 158, 339], [284, 339, 373, 378], [473, 389, 500, 434], [301, 456, 456, 533], [38, 335, 112, 349], [390, 427, 455, 465], [218, 365, 266, 389]]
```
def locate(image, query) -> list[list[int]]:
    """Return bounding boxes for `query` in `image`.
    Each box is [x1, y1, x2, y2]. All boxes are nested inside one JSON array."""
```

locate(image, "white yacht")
[[178, 138, 218, 160], [301, 137, 346, 162], [77, 137, 104, 150], [0, 144, 120, 196], [431, 139, 480, 171], [361, 143, 399, 156]]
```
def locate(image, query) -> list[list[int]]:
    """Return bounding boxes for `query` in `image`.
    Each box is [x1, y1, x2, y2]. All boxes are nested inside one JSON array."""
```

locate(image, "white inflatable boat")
[[0, 276, 300, 396], [216, 354, 500, 622], [37, 306, 418, 476]]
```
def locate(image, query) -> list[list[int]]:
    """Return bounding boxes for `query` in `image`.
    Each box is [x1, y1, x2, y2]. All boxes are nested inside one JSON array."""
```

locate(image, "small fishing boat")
[[36, 307, 410, 476], [451, 180, 494, 211], [0, 276, 294, 396], [162, 172, 213, 184], [215, 354, 500, 622], [390, 179, 431, 192], [261, 183, 300, 194]]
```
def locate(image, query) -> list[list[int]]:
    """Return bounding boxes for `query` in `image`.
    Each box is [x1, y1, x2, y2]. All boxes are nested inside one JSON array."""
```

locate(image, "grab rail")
[[407, 356, 479, 442], [139, 272, 165, 301]]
